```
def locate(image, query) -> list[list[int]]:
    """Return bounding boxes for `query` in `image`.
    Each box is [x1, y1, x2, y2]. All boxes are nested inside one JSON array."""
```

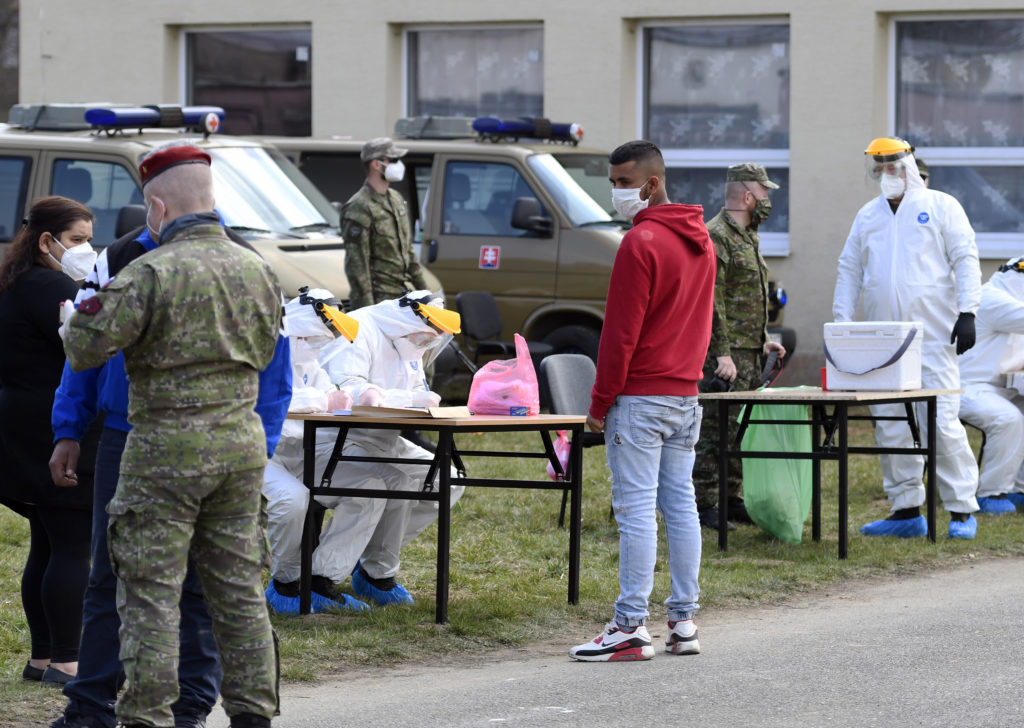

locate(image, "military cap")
[[726, 163, 779, 190], [360, 137, 409, 163], [139, 145, 211, 186]]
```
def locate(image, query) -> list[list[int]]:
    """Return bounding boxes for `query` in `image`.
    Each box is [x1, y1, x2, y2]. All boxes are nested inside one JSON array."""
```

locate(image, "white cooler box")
[[824, 321, 923, 391]]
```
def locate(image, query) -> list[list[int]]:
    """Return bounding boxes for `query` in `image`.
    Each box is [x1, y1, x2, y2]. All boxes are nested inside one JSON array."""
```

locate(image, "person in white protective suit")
[[265, 289, 465, 611], [833, 137, 982, 540], [262, 288, 370, 614], [318, 290, 465, 606], [957, 256, 1024, 514]]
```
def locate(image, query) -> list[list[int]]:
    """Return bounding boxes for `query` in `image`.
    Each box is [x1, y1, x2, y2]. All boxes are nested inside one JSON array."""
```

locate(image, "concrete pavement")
[[210, 557, 1024, 727]]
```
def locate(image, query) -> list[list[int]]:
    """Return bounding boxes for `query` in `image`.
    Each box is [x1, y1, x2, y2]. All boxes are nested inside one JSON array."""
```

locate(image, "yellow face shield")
[[314, 301, 359, 342], [401, 296, 461, 335]]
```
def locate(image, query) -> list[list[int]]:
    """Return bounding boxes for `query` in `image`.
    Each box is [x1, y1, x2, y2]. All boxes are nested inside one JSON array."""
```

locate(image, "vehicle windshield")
[[207, 146, 337, 234], [527, 153, 613, 227]]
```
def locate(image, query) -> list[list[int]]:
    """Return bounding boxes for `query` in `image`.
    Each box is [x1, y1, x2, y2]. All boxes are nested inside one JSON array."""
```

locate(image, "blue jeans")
[[62, 426, 222, 726], [605, 395, 702, 627]]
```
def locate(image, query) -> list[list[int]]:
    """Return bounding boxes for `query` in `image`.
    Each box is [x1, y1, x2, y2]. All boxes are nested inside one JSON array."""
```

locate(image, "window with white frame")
[[406, 26, 543, 118], [643, 23, 790, 254], [895, 17, 1024, 257], [187, 28, 311, 136]]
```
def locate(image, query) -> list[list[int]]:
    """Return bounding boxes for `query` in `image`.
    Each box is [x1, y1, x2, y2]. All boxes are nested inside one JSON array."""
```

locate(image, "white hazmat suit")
[[833, 151, 981, 516], [320, 292, 464, 586], [957, 259, 1024, 502]]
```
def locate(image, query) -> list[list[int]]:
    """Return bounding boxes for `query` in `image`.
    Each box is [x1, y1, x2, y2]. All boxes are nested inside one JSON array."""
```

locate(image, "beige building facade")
[[17, 1, 1024, 380]]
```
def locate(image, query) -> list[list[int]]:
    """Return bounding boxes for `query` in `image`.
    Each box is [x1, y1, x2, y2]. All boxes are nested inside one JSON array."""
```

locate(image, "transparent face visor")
[[865, 152, 925, 197]]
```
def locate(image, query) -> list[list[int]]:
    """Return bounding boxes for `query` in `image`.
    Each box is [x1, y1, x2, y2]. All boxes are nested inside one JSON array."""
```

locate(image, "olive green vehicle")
[[265, 116, 793, 360], [0, 103, 439, 300]]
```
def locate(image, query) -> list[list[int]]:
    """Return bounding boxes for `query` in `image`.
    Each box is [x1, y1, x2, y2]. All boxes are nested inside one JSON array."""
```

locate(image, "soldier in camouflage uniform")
[[62, 145, 282, 728], [341, 137, 429, 310], [692, 163, 787, 529]]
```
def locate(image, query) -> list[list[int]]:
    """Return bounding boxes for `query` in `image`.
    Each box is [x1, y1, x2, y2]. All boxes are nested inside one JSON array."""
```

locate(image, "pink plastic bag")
[[467, 333, 540, 415], [546, 430, 571, 480]]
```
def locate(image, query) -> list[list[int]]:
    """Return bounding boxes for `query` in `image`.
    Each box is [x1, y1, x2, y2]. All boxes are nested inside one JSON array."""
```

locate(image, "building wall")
[[18, 1, 1021, 381]]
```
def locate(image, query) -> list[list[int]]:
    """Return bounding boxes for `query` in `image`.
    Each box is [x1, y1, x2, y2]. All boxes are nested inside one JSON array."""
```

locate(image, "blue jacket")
[[52, 226, 292, 457]]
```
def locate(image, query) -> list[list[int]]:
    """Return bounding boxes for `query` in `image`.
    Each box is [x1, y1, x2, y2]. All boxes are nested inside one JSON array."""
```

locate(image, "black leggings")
[[21, 505, 92, 662]]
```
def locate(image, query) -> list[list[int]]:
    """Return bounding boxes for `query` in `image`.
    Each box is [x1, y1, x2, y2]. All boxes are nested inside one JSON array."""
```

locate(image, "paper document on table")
[[347, 405, 471, 418]]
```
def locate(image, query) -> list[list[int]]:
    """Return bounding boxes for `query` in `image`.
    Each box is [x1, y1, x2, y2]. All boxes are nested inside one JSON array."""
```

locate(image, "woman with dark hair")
[[0, 195, 97, 685]]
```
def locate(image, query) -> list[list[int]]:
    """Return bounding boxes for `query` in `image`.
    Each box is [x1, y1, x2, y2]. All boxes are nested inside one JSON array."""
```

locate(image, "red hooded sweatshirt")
[[589, 202, 716, 420]]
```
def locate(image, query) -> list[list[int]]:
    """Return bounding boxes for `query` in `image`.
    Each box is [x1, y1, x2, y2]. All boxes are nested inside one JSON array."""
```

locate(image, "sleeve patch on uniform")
[[78, 297, 102, 315], [348, 223, 362, 237]]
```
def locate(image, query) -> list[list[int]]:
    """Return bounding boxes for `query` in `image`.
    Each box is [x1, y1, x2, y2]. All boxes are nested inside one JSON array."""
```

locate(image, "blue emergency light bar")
[[84, 105, 225, 133], [472, 117, 583, 145]]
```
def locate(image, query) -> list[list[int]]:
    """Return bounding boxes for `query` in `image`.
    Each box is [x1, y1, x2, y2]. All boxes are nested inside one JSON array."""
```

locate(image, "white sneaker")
[[569, 622, 655, 662], [665, 619, 700, 655]]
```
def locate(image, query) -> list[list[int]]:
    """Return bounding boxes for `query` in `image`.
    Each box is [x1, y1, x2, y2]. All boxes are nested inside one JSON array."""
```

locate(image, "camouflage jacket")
[[63, 220, 283, 478], [706, 208, 770, 357], [341, 182, 428, 310]]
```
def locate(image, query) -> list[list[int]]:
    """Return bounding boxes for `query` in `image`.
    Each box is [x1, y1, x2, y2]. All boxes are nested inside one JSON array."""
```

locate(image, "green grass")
[[3, 414, 1021, 725]]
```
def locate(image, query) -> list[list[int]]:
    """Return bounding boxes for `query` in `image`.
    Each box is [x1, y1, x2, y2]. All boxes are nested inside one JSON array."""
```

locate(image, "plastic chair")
[[455, 290, 553, 369], [540, 353, 605, 526]]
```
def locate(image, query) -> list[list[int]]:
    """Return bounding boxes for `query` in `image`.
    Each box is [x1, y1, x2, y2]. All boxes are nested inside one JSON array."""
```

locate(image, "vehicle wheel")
[[543, 325, 601, 361]]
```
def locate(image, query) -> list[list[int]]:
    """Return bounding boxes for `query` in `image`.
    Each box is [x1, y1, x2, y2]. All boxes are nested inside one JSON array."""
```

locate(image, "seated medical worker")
[[264, 290, 464, 613], [262, 288, 366, 614], [958, 256, 1024, 514]]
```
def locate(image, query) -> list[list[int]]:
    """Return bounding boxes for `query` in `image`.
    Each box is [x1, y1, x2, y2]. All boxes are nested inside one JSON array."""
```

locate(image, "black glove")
[[950, 312, 976, 355]]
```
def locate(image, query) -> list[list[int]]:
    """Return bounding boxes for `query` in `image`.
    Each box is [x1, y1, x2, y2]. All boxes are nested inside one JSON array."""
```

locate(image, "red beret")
[[139, 145, 212, 186]]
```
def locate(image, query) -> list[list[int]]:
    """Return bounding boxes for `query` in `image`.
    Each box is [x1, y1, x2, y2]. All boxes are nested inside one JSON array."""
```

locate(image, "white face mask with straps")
[[383, 159, 406, 183], [49, 237, 97, 280]]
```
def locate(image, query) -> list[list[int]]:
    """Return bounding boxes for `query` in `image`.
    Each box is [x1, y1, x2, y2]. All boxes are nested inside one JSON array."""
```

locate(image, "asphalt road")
[[210, 557, 1024, 728]]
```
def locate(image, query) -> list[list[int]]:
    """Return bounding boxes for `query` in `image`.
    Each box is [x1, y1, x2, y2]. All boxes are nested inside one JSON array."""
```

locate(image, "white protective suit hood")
[[283, 288, 348, 365], [366, 290, 451, 364]]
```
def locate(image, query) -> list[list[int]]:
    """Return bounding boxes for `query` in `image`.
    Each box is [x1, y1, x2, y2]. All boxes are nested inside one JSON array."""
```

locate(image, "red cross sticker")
[[479, 245, 501, 269]]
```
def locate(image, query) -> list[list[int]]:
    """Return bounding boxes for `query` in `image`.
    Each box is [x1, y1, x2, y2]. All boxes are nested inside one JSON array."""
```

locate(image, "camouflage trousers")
[[692, 348, 763, 511], [108, 467, 279, 727]]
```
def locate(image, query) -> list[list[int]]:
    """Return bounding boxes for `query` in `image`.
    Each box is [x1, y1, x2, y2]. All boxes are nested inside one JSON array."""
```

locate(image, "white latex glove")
[[357, 387, 384, 406], [326, 389, 353, 411], [57, 299, 75, 341], [410, 390, 442, 408]]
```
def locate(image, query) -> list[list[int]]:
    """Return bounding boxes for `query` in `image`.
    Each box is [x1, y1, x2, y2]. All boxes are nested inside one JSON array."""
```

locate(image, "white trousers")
[[262, 432, 463, 584], [869, 348, 979, 513], [959, 383, 1024, 498]]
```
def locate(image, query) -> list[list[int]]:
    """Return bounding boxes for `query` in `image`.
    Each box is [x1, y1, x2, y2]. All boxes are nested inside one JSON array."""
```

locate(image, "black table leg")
[[812, 405, 822, 542], [568, 424, 582, 605], [435, 429, 453, 624], [838, 405, 849, 559], [717, 399, 729, 551], [299, 420, 316, 615], [926, 397, 937, 542]]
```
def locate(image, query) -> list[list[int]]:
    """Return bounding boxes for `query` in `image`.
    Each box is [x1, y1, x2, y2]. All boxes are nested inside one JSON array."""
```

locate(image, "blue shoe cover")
[[351, 567, 414, 606], [311, 590, 369, 613], [265, 582, 300, 616], [1005, 492, 1024, 509], [948, 515, 977, 540], [977, 496, 1016, 515], [859, 515, 927, 538]]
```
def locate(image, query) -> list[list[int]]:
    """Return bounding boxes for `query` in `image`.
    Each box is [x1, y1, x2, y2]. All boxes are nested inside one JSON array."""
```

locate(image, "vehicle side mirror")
[[511, 197, 552, 237], [115, 204, 148, 240]]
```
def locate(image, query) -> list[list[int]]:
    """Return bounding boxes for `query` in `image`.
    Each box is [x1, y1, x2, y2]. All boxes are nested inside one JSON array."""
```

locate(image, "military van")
[[264, 116, 794, 360], [0, 103, 439, 300]]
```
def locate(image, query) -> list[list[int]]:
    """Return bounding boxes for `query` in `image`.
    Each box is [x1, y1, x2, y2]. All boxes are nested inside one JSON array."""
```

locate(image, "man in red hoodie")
[[569, 140, 716, 662]]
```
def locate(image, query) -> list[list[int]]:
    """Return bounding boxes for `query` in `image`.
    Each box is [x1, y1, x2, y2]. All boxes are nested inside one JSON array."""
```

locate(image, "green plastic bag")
[[740, 389, 812, 544]]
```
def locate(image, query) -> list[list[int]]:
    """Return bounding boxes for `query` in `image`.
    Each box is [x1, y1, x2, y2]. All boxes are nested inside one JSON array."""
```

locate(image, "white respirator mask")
[[384, 159, 406, 183], [611, 186, 650, 220]]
